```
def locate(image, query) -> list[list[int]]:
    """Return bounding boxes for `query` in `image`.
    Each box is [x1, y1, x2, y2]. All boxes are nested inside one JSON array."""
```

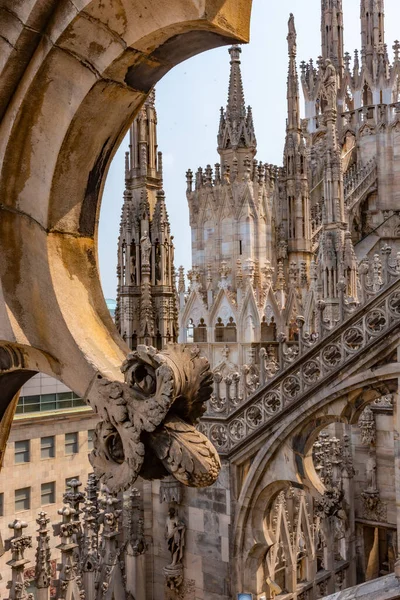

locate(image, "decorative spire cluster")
[[116, 89, 178, 350], [321, 0, 344, 72], [217, 45, 257, 168]]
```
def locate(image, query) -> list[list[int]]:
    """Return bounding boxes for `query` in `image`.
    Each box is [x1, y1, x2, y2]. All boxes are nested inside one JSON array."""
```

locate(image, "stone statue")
[[323, 59, 338, 110], [140, 231, 152, 267], [155, 241, 161, 283], [287, 13, 296, 56], [165, 507, 185, 567], [130, 241, 136, 284]]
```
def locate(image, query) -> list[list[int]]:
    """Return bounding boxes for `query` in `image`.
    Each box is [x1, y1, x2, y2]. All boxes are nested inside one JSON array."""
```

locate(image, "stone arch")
[[231, 363, 398, 593], [0, 0, 252, 424]]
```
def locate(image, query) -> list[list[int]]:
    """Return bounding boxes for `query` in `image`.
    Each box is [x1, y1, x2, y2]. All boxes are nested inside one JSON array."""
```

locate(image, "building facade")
[[170, 1, 400, 598], [0, 373, 99, 596]]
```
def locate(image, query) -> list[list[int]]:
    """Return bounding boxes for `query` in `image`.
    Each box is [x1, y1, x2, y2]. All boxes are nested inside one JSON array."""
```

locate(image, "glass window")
[[88, 430, 94, 451], [57, 392, 73, 409], [41, 482, 55, 505], [15, 487, 30, 512], [16, 395, 40, 414], [15, 440, 30, 464], [58, 392, 73, 400], [41, 436, 55, 459], [0, 492, 3, 517], [41, 393, 57, 411], [65, 432, 78, 455]]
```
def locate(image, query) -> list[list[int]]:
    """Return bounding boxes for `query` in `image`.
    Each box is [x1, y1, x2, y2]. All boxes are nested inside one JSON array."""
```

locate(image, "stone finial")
[[34, 512, 51, 590], [394, 40, 400, 62], [178, 266, 185, 294], [6, 520, 32, 600]]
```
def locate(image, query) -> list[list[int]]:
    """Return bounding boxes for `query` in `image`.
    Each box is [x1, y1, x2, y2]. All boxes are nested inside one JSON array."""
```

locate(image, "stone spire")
[[321, 0, 344, 73], [361, 0, 385, 72], [217, 45, 256, 171], [116, 89, 178, 350], [283, 14, 312, 268], [129, 87, 162, 215], [287, 13, 300, 132]]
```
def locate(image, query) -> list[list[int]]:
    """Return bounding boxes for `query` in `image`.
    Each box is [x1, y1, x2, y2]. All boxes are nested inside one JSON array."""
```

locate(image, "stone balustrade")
[[201, 246, 400, 454]]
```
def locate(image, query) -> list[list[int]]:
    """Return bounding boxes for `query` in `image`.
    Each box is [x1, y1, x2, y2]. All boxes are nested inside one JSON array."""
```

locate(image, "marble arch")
[[0, 0, 253, 442]]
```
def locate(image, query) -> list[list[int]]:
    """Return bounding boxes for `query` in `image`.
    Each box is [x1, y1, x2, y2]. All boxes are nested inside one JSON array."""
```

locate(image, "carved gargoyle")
[[86, 344, 221, 493]]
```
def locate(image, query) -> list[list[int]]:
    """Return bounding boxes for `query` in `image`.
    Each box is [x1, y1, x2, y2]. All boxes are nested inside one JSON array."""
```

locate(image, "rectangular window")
[[65, 432, 78, 455], [15, 487, 30, 512], [41, 436, 55, 459], [15, 440, 30, 464], [40, 393, 56, 411], [0, 492, 4, 517], [88, 430, 94, 451], [41, 482, 55, 505]]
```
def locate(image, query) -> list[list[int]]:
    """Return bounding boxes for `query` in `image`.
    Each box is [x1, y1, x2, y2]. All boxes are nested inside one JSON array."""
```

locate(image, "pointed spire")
[[217, 45, 256, 158], [287, 14, 300, 132], [226, 45, 246, 123], [321, 0, 344, 73], [361, 0, 385, 52]]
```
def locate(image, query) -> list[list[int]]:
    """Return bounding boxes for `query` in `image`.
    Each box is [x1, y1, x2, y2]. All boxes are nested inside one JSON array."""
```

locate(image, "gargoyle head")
[[86, 344, 220, 492]]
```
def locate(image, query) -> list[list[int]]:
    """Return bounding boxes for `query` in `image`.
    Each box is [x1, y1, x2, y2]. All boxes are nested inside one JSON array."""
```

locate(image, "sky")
[[98, 0, 400, 300]]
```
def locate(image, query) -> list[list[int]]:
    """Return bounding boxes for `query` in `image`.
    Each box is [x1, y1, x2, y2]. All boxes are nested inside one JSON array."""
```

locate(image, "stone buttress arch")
[[0, 0, 253, 422]]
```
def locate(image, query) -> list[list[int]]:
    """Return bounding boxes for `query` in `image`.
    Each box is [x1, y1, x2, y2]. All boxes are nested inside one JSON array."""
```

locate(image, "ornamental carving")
[[263, 391, 282, 414], [358, 406, 376, 446], [361, 490, 387, 522], [87, 344, 221, 492]]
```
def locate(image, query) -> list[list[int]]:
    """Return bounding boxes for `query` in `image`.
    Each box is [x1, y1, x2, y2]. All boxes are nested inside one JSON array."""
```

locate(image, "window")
[[0, 493, 3, 517], [16, 392, 85, 415], [15, 440, 30, 464], [65, 476, 80, 489], [65, 432, 78, 455], [41, 436, 55, 459], [41, 482, 55, 505], [193, 319, 207, 343], [261, 317, 277, 342], [88, 430, 94, 451], [15, 487, 30, 512], [215, 317, 237, 343]]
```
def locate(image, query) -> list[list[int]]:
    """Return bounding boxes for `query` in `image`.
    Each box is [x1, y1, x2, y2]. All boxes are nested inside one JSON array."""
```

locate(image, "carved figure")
[[155, 241, 162, 283], [323, 59, 338, 110], [165, 507, 185, 567], [287, 14, 296, 57], [140, 231, 152, 267]]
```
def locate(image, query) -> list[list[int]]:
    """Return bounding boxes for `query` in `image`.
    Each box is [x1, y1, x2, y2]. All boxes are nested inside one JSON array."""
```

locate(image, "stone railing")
[[200, 247, 400, 454], [344, 157, 377, 211]]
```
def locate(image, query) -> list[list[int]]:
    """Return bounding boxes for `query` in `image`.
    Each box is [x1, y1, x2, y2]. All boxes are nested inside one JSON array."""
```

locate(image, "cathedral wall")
[[149, 466, 231, 600], [353, 408, 396, 525]]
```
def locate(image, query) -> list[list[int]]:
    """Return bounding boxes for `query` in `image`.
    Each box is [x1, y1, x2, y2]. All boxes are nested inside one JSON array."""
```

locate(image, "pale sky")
[[99, 0, 400, 300]]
